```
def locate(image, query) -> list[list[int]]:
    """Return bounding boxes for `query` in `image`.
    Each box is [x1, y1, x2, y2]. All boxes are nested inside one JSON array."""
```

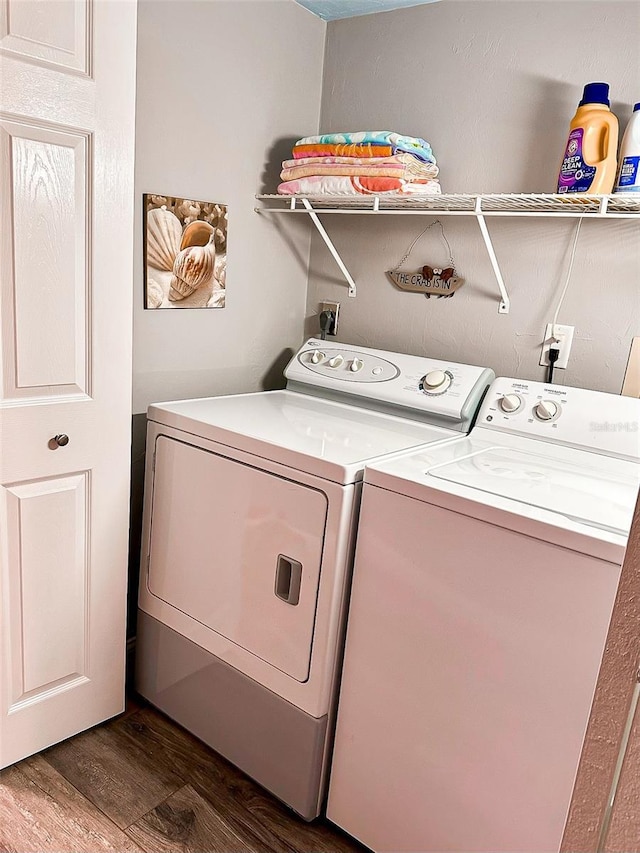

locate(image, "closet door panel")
[[0, 119, 90, 400], [3, 473, 88, 705], [0, 0, 90, 74]]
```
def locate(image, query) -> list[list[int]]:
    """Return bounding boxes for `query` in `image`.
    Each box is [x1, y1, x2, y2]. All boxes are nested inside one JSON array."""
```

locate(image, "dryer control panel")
[[285, 339, 495, 430], [479, 377, 640, 460], [298, 347, 400, 382]]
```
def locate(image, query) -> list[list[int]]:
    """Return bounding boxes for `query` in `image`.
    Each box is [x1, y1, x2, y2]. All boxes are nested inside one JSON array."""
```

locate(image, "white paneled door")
[[0, 0, 137, 767]]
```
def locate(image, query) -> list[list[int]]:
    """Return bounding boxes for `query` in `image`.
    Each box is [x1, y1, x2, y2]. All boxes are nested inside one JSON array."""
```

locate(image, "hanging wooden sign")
[[387, 220, 465, 300], [386, 266, 465, 299]]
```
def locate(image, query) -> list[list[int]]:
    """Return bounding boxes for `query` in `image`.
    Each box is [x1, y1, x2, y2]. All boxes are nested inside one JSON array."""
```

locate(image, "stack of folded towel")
[[277, 131, 441, 197]]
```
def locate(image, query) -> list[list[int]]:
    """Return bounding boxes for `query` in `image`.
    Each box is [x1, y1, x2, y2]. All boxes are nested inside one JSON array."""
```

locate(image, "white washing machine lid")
[[365, 429, 640, 548], [148, 390, 459, 485], [430, 445, 638, 535]]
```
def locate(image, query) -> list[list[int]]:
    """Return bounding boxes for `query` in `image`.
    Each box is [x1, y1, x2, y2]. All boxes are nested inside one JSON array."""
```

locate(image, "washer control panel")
[[285, 339, 495, 427], [478, 377, 640, 459]]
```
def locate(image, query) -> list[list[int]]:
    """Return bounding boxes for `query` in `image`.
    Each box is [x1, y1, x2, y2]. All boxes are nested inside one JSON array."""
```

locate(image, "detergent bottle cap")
[[579, 82, 610, 107], [633, 103, 640, 112]]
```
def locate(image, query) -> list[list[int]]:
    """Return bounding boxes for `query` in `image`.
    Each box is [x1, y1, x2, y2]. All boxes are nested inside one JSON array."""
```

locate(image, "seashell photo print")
[[143, 194, 227, 309]]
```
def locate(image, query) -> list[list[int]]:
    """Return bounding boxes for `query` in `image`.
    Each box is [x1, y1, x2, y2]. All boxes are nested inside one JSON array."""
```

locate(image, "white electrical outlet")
[[539, 323, 575, 369]]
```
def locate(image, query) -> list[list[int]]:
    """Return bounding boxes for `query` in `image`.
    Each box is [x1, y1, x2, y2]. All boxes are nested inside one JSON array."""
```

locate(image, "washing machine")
[[327, 377, 640, 851], [135, 338, 494, 820]]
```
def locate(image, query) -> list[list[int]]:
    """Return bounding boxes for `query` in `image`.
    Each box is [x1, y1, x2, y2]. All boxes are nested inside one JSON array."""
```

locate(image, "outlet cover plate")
[[320, 300, 340, 336], [540, 323, 575, 369]]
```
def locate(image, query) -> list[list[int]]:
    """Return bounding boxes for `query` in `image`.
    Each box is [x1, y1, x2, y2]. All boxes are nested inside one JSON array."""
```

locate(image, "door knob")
[[50, 433, 70, 448]]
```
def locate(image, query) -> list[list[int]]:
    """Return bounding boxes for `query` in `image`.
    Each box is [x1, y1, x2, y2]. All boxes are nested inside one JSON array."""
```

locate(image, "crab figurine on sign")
[[386, 221, 465, 299]]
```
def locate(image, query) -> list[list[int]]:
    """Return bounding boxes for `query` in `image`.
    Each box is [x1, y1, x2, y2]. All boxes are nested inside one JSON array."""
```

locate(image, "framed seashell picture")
[[143, 194, 227, 309]]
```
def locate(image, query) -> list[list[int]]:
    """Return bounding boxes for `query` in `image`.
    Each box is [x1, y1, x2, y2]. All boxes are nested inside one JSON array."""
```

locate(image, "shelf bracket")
[[475, 198, 510, 314], [301, 198, 357, 297]]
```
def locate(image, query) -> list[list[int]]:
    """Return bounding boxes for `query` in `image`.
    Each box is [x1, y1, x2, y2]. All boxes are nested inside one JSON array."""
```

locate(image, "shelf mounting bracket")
[[475, 198, 510, 314], [301, 198, 357, 297]]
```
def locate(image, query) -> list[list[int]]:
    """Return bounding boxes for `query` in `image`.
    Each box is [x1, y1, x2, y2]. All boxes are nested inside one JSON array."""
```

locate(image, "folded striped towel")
[[277, 175, 441, 197], [281, 154, 439, 183], [294, 131, 436, 164], [293, 143, 394, 159]]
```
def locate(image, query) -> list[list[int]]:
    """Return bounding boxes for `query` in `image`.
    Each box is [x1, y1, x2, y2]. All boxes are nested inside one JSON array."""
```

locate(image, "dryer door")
[[147, 436, 328, 682]]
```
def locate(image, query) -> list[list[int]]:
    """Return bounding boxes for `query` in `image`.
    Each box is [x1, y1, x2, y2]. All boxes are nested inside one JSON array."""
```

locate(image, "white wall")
[[306, 0, 640, 393], [133, 0, 325, 413]]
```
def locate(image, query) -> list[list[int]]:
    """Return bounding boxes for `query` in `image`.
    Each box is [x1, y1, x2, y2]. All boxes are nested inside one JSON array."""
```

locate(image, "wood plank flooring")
[[0, 699, 368, 853]]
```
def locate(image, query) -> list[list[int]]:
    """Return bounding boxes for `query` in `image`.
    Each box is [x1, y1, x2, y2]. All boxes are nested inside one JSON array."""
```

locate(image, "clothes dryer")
[[136, 339, 493, 819], [328, 377, 640, 851]]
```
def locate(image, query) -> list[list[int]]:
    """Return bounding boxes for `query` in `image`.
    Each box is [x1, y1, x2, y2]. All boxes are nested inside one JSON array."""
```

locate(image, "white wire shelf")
[[256, 192, 640, 217], [254, 193, 640, 309]]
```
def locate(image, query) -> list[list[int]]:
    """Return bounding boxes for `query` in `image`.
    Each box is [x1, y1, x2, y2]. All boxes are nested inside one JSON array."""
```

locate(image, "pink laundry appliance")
[[327, 377, 640, 851], [135, 338, 494, 819]]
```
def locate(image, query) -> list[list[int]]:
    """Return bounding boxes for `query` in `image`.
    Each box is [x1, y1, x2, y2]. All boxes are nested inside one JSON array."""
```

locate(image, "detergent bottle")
[[557, 82, 619, 194], [614, 103, 640, 192]]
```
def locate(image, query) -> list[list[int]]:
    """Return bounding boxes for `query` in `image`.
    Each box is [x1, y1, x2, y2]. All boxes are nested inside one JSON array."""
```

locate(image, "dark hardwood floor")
[[0, 698, 368, 853]]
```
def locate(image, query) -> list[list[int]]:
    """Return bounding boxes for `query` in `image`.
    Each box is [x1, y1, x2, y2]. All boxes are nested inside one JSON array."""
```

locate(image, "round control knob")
[[534, 400, 559, 421], [499, 394, 522, 413], [422, 370, 451, 393], [425, 370, 446, 388], [52, 433, 69, 447], [328, 355, 344, 368], [308, 349, 324, 365], [350, 358, 364, 373]]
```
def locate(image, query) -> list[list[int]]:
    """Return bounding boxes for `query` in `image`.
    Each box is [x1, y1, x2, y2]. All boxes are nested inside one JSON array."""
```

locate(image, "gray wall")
[[129, 0, 325, 637], [134, 0, 325, 414], [306, 0, 640, 393]]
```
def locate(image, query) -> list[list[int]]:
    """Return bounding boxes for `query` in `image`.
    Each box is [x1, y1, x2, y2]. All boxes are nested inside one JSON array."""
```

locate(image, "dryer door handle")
[[275, 555, 302, 606]]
